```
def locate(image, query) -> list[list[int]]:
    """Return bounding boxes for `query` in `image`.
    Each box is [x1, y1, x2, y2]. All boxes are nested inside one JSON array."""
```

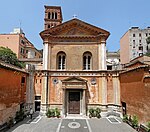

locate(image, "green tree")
[[146, 36, 150, 44], [0, 46, 25, 68]]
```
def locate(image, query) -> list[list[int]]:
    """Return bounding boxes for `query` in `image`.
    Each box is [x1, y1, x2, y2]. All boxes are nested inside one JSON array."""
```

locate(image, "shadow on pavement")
[[4, 111, 40, 132]]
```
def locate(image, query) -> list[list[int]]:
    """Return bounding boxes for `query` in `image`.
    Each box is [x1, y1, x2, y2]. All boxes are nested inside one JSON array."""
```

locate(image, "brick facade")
[[120, 66, 150, 123], [0, 61, 28, 125]]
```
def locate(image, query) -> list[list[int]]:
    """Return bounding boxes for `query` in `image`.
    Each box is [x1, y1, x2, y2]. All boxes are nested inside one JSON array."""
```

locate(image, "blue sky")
[[0, 0, 150, 51]]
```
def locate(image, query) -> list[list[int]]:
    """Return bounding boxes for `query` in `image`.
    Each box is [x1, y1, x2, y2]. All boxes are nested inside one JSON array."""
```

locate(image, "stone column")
[[82, 89, 86, 116], [113, 75, 120, 105], [101, 76, 107, 110], [101, 40, 106, 70], [62, 89, 66, 117], [41, 42, 49, 114], [43, 42, 49, 70], [41, 73, 49, 114], [98, 40, 106, 70]]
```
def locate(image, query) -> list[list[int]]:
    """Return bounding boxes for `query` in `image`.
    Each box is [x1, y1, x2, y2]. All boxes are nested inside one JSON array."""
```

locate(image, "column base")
[[40, 104, 47, 115]]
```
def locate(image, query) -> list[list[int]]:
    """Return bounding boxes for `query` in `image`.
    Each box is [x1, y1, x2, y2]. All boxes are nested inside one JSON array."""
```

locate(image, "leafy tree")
[[0, 46, 25, 68], [146, 36, 150, 44]]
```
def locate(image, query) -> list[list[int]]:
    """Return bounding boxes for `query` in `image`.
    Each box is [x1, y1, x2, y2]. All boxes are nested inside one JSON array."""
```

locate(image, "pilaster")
[[43, 42, 49, 70], [98, 40, 106, 70], [101, 40, 106, 70], [102, 76, 107, 105]]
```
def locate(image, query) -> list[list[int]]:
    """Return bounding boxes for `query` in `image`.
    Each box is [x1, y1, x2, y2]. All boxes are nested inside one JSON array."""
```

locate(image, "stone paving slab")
[[6, 117, 137, 132], [88, 118, 136, 132], [58, 119, 90, 132]]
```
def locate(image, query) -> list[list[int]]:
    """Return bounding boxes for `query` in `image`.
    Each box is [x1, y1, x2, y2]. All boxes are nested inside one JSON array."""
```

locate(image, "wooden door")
[[68, 92, 80, 114]]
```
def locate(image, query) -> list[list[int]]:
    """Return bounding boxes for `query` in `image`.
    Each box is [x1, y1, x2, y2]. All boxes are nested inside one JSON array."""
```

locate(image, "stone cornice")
[[35, 70, 120, 77]]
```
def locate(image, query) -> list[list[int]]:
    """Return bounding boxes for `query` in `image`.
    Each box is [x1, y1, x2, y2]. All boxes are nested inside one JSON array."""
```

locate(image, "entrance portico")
[[62, 76, 87, 116]]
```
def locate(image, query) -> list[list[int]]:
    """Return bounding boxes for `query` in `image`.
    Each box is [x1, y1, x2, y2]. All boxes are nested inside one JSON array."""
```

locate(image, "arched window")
[[83, 52, 92, 70], [55, 12, 57, 19], [52, 12, 54, 19], [48, 25, 50, 28], [48, 12, 51, 19], [57, 52, 66, 70]]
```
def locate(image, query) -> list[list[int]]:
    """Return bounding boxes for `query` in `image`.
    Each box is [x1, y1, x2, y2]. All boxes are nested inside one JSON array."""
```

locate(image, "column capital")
[[100, 40, 106, 44]]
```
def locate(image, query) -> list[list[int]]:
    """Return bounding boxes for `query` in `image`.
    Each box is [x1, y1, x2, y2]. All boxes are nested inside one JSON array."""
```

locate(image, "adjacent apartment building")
[[0, 28, 42, 59], [120, 27, 150, 64]]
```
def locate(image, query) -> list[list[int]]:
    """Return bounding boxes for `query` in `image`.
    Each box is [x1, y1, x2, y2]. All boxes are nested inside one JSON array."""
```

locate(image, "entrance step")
[[65, 114, 87, 119]]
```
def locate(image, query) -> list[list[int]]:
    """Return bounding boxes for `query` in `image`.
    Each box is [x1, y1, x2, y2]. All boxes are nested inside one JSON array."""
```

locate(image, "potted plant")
[[8, 117, 14, 128], [132, 115, 138, 130], [46, 109, 52, 118], [147, 121, 150, 132], [123, 115, 128, 123], [95, 108, 101, 119], [89, 108, 95, 118], [55, 108, 60, 118]]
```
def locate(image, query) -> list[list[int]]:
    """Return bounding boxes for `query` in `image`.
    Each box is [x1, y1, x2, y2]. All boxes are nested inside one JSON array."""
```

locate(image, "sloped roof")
[[40, 18, 110, 40]]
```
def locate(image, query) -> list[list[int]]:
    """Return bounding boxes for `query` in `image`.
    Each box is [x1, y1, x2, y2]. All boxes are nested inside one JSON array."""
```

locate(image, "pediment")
[[62, 76, 87, 83], [40, 18, 110, 39]]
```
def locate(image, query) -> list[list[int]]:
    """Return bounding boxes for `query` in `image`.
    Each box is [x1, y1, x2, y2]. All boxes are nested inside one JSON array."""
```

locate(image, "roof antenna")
[[19, 19, 22, 29]]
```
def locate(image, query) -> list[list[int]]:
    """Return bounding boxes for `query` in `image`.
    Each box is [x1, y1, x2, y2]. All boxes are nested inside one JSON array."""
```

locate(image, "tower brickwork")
[[44, 6, 63, 30]]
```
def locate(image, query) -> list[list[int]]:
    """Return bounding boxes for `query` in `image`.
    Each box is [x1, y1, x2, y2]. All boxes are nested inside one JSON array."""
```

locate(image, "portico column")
[[101, 76, 107, 109], [43, 42, 49, 70], [98, 40, 106, 70], [41, 42, 49, 114], [101, 40, 106, 70]]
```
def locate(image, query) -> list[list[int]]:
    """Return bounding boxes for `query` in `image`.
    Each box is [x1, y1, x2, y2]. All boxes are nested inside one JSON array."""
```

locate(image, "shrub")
[[89, 107, 101, 118], [46, 109, 52, 118], [95, 108, 101, 118], [132, 115, 138, 128], [89, 108, 95, 118], [123, 115, 128, 122], [55, 108, 60, 118], [147, 121, 150, 128], [46, 108, 61, 118]]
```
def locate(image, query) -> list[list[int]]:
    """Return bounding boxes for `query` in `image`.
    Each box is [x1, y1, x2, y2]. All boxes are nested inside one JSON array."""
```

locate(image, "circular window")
[[91, 77, 96, 85], [52, 78, 58, 84]]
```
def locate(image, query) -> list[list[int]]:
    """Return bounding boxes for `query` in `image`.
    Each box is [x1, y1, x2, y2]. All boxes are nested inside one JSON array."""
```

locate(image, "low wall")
[[0, 104, 19, 125]]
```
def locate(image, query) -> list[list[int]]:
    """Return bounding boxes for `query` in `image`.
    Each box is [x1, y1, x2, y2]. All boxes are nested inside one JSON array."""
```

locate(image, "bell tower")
[[44, 6, 63, 30]]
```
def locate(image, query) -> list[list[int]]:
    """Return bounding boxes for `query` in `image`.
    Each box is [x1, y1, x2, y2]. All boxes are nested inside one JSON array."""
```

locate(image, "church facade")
[[36, 6, 121, 116]]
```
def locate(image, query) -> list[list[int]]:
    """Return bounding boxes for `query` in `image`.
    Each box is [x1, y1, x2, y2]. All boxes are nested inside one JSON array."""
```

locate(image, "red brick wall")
[[107, 75, 113, 104], [0, 68, 27, 108], [120, 68, 150, 123], [34, 76, 42, 95]]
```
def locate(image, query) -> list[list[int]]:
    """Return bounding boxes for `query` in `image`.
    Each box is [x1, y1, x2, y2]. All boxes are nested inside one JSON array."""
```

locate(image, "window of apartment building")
[[21, 40, 25, 44], [146, 33, 148, 37], [139, 40, 141, 43], [57, 51, 66, 70], [133, 40, 135, 45], [83, 52, 92, 70], [35, 52, 37, 56], [48, 25, 50, 28], [21, 77, 25, 84], [147, 46, 148, 50], [22, 49, 24, 54], [133, 34, 135, 37], [107, 65, 112, 70], [139, 46, 143, 51], [26, 50, 28, 53], [139, 33, 141, 37]]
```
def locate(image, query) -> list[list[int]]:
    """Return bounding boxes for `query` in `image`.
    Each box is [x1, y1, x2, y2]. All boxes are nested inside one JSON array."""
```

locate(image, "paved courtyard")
[[5, 115, 136, 132]]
